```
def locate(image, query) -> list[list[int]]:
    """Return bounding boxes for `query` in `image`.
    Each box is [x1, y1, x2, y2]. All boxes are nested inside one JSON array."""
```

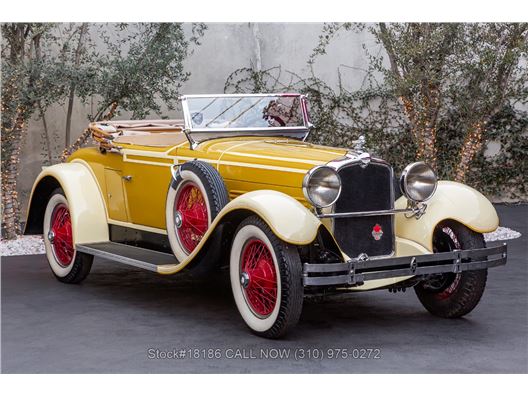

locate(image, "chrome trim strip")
[[76, 244, 166, 272], [181, 93, 306, 99], [189, 126, 307, 134], [317, 207, 414, 218]]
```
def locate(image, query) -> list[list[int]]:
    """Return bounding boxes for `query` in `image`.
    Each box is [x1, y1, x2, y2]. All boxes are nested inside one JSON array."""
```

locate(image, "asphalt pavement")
[[1, 204, 527, 373]]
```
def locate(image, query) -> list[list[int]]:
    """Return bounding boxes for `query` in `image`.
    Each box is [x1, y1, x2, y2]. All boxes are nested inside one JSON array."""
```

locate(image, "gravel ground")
[[0, 226, 521, 257], [0, 235, 45, 256]]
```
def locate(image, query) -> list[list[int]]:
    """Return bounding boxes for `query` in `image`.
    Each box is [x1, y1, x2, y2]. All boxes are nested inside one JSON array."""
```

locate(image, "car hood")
[[198, 137, 349, 172]]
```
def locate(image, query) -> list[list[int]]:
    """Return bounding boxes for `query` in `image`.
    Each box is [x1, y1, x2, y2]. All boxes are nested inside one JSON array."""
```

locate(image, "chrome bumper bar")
[[303, 243, 507, 287]]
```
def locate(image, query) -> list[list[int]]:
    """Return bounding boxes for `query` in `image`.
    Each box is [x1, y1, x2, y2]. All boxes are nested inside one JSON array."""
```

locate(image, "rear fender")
[[25, 160, 108, 244]]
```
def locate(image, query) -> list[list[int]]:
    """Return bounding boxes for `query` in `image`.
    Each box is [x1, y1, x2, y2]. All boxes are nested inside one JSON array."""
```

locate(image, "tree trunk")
[[454, 121, 485, 183], [1, 110, 27, 240], [65, 23, 88, 147], [39, 103, 53, 165], [400, 96, 438, 170]]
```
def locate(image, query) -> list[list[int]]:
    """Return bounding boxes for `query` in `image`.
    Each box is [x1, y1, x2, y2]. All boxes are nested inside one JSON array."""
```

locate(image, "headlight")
[[303, 166, 342, 208], [400, 162, 437, 202]]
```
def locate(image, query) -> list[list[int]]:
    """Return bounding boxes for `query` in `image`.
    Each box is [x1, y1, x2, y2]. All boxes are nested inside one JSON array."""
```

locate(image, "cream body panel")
[[158, 190, 321, 274], [221, 190, 321, 244], [28, 162, 109, 244], [395, 180, 499, 251]]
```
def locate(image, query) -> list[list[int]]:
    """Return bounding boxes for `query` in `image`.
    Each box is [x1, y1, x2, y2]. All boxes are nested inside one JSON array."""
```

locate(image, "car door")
[[121, 154, 174, 230], [103, 168, 129, 222]]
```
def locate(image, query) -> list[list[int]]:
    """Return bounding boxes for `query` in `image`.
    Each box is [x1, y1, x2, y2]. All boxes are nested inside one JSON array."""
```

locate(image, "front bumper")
[[303, 243, 507, 287]]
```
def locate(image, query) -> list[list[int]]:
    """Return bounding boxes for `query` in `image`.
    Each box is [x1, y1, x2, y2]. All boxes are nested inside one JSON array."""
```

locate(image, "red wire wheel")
[[433, 226, 462, 301], [240, 238, 278, 317], [50, 203, 75, 267], [175, 182, 209, 253]]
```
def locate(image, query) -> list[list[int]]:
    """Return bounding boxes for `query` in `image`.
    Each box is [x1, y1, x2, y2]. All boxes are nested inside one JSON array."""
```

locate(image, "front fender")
[[221, 190, 321, 245], [158, 190, 321, 274], [25, 160, 109, 245], [395, 181, 499, 251]]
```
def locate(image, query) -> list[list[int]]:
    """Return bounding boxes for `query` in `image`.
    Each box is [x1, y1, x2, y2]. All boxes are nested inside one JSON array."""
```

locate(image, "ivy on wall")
[[224, 66, 527, 201]]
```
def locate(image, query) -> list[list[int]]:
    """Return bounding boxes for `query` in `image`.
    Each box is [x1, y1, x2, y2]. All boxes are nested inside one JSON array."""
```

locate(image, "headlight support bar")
[[316, 202, 426, 219]]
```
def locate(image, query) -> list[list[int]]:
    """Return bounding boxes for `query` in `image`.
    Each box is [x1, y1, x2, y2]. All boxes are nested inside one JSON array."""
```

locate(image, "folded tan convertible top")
[[89, 119, 187, 150]]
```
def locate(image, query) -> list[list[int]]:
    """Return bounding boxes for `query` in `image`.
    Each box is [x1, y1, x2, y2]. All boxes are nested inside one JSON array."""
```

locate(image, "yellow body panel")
[[103, 169, 128, 222], [67, 137, 347, 230]]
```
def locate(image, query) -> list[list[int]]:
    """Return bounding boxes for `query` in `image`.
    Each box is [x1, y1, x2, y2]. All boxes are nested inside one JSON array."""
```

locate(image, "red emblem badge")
[[372, 224, 383, 240]]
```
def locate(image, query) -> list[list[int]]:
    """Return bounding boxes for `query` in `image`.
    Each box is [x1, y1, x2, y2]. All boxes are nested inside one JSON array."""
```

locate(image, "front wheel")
[[43, 189, 93, 284], [230, 216, 303, 339], [414, 221, 488, 318]]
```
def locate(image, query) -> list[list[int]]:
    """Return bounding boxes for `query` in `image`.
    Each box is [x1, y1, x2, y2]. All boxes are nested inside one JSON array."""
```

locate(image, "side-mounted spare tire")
[[165, 160, 229, 263]]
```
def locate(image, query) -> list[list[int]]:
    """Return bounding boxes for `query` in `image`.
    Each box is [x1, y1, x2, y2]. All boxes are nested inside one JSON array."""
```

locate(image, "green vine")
[[224, 66, 527, 201]]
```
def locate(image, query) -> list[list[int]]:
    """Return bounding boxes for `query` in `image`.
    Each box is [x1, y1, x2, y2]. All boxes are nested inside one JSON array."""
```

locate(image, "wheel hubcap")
[[49, 203, 74, 267], [240, 239, 278, 317], [174, 211, 183, 228], [240, 272, 250, 288], [175, 182, 208, 253]]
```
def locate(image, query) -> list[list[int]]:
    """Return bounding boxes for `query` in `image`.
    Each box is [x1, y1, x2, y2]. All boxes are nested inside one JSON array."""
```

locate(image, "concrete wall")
[[16, 23, 526, 214], [19, 23, 377, 215]]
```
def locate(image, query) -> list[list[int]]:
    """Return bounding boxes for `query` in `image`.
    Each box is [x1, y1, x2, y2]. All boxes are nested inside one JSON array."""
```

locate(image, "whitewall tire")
[[43, 189, 93, 283], [230, 215, 303, 338]]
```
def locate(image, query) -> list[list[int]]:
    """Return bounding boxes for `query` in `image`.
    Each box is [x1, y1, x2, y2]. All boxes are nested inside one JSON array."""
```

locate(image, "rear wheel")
[[43, 189, 93, 284], [414, 221, 488, 318], [230, 216, 303, 338]]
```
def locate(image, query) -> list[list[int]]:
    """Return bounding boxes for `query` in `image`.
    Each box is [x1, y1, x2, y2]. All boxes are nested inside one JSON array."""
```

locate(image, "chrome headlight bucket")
[[303, 166, 342, 208], [400, 162, 437, 202]]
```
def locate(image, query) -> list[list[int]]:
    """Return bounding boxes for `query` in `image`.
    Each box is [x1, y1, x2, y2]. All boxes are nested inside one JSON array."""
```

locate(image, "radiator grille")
[[333, 162, 394, 258]]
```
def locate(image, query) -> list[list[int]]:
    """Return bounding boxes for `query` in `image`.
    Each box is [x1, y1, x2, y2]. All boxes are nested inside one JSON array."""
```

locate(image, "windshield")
[[181, 94, 311, 147], [187, 95, 304, 129]]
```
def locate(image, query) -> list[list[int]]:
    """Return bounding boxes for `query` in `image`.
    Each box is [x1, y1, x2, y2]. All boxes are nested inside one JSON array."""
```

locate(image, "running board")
[[76, 242, 179, 272]]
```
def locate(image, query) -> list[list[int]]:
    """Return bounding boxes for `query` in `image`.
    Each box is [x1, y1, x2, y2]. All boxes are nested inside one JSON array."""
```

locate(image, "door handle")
[[122, 175, 133, 182]]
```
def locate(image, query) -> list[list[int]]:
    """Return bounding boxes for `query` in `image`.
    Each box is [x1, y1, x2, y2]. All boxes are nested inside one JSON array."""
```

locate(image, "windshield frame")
[[180, 93, 312, 149]]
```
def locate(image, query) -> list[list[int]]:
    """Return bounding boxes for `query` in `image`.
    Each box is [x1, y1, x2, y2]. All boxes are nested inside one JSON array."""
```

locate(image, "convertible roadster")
[[25, 93, 507, 338]]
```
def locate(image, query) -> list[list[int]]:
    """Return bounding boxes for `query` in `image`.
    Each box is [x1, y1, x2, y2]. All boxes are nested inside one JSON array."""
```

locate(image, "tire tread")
[[47, 188, 93, 284], [236, 215, 303, 339], [415, 221, 488, 318]]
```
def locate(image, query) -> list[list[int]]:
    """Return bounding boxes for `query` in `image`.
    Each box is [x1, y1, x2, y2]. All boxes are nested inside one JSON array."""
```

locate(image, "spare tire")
[[165, 160, 229, 262]]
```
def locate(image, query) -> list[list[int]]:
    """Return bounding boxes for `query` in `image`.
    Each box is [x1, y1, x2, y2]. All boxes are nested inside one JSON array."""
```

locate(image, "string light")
[[1, 98, 27, 239], [400, 89, 438, 170], [455, 121, 485, 182]]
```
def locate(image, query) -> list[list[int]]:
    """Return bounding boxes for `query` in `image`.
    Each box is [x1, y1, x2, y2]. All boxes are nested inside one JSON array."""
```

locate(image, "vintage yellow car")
[[25, 93, 507, 338]]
